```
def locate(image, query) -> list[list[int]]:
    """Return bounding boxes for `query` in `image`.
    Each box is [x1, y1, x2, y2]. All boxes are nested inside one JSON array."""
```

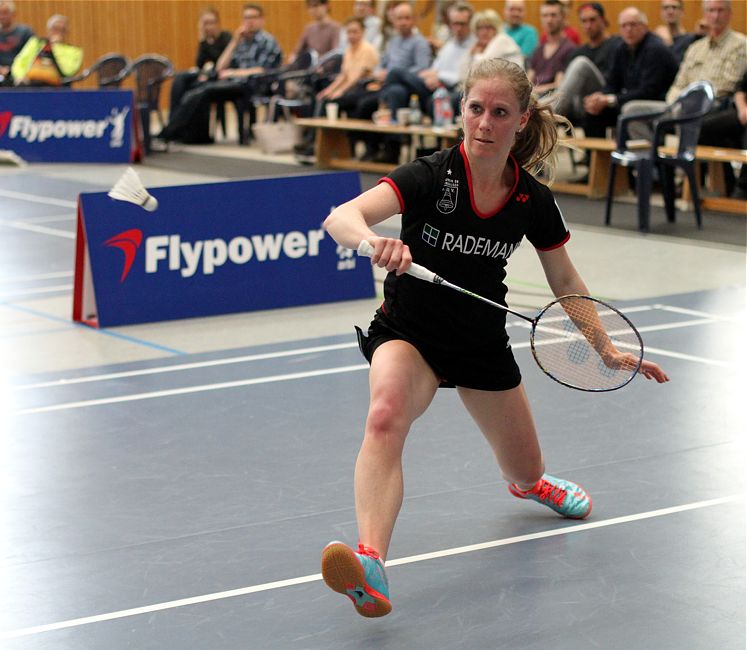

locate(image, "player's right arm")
[[323, 182, 412, 275]]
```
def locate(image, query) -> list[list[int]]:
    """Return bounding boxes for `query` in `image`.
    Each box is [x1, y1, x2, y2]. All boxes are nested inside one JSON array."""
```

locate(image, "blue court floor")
[[1, 159, 745, 649]]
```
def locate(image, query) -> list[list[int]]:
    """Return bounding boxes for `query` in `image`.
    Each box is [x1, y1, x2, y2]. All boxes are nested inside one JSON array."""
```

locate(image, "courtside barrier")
[[0, 89, 136, 162], [72, 172, 374, 327]]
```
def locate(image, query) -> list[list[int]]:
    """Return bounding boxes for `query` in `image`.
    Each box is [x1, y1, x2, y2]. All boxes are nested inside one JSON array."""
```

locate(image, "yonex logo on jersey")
[[105, 229, 143, 282], [422, 224, 440, 247], [516, 193, 529, 203]]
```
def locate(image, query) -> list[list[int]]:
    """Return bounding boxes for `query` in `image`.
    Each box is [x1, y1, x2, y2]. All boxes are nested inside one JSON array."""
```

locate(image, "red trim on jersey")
[[377, 177, 405, 213], [460, 142, 520, 219], [535, 231, 571, 251]]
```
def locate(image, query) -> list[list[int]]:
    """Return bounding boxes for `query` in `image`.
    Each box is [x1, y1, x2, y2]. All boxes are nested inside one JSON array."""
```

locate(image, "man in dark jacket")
[[581, 6, 677, 137]]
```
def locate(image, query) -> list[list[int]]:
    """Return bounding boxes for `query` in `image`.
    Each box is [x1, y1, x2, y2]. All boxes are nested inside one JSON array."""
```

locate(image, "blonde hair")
[[463, 58, 571, 177], [471, 9, 502, 32]]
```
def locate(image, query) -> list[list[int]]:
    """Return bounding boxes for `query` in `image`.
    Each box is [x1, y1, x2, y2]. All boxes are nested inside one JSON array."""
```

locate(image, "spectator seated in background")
[[581, 6, 677, 138], [0, 0, 33, 86], [544, 0, 582, 45], [159, 3, 282, 145], [337, 0, 382, 52], [622, 0, 745, 140], [653, 0, 706, 63], [698, 70, 747, 199], [11, 14, 81, 86], [293, 15, 380, 159], [547, 2, 621, 124], [459, 8, 522, 86], [289, 0, 340, 63], [381, 2, 476, 123], [527, 0, 576, 96], [502, 0, 538, 60], [316, 16, 379, 110], [169, 8, 232, 114], [350, 0, 431, 162]]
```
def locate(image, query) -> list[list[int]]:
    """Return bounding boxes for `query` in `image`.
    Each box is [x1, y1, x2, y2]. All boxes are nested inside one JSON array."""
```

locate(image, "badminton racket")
[[357, 240, 643, 392]]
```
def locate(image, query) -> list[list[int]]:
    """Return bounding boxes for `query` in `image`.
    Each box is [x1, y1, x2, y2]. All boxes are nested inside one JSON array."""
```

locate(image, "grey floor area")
[[1, 152, 745, 649]]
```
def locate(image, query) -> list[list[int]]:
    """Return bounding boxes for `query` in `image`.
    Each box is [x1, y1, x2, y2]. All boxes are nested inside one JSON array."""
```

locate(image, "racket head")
[[529, 295, 644, 392]]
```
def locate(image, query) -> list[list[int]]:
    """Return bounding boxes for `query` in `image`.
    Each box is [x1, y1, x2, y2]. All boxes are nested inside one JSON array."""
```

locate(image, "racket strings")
[[530, 296, 643, 391]]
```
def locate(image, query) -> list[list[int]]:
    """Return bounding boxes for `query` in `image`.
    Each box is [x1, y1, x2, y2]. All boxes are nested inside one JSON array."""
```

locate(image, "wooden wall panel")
[[12, 1, 746, 97]]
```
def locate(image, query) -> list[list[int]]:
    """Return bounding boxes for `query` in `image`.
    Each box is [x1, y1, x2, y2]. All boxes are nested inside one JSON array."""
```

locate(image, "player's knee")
[[365, 399, 409, 446]]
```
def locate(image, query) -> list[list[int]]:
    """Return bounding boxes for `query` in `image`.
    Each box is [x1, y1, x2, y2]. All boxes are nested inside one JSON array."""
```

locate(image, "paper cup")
[[325, 103, 339, 121]]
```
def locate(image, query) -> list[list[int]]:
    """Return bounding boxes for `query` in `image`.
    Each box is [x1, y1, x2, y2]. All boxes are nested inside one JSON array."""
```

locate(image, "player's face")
[[461, 78, 530, 160]]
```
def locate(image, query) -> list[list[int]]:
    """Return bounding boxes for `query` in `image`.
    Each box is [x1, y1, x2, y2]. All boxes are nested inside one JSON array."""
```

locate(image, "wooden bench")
[[294, 117, 460, 174], [550, 137, 640, 199], [659, 144, 747, 215], [557, 138, 746, 215]]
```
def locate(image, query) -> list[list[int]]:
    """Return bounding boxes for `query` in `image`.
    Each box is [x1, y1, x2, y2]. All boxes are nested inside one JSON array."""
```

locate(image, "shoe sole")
[[321, 543, 392, 618]]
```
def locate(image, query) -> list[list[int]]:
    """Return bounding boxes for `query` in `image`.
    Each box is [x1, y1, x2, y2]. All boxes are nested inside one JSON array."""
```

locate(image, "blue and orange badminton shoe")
[[321, 542, 391, 617], [508, 473, 592, 519]]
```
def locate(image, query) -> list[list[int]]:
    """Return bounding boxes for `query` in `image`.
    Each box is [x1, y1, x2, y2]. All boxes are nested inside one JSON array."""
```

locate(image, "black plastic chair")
[[64, 53, 130, 88], [605, 80, 715, 231], [268, 49, 343, 122], [233, 49, 318, 143], [123, 54, 174, 153]]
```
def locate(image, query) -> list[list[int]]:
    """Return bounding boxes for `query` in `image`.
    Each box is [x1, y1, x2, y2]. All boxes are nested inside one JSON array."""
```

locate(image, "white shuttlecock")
[[108, 167, 158, 211]]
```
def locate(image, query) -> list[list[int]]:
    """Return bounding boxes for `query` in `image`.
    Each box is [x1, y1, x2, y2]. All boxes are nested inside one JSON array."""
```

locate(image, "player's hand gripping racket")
[[357, 240, 644, 392]]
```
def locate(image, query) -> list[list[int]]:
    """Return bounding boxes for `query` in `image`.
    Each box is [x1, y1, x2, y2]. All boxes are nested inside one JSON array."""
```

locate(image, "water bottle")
[[432, 85, 450, 127], [408, 94, 422, 125]]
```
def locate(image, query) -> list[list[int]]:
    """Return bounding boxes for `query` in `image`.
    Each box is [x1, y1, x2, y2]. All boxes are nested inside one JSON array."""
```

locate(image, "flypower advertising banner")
[[0, 89, 135, 162], [73, 172, 374, 327]]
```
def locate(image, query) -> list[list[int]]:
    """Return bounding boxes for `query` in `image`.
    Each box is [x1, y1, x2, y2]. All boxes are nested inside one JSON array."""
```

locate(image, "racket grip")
[[356, 240, 439, 283]]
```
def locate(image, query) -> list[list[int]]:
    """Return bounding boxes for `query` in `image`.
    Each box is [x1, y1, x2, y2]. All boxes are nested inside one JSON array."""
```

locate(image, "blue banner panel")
[[0, 89, 134, 162], [76, 172, 374, 327]]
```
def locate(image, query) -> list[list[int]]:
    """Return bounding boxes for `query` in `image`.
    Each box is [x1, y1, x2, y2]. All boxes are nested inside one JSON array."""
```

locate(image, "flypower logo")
[[0, 106, 130, 147], [105, 228, 326, 282]]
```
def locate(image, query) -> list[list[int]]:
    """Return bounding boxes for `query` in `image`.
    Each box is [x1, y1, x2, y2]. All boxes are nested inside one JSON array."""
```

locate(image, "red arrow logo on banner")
[[104, 229, 143, 282], [0, 112, 11, 138]]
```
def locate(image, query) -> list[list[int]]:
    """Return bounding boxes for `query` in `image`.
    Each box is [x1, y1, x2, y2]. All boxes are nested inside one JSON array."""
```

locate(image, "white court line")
[[14, 342, 360, 390], [4, 220, 75, 239], [641, 345, 731, 367], [12, 324, 732, 414], [5, 494, 740, 639], [0, 270, 73, 284], [654, 303, 743, 322], [14, 364, 369, 415], [0, 284, 73, 299], [0, 188, 77, 208], [13, 304, 728, 391], [2, 213, 75, 224]]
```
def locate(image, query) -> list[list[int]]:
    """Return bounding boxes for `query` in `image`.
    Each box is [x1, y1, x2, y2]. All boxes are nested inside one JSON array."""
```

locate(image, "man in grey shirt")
[[350, 1, 432, 161], [381, 2, 476, 119]]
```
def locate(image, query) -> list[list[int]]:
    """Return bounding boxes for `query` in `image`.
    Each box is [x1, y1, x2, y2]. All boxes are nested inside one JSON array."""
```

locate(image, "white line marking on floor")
[[14, 342, 360, 390], [4, 220, 76, 239], [1, 213, 75, 224], [5, 494, 740, 639], [0, 270, 73, 284], [640, 346, 731, 367], [14, 364, 370, 415], [653, 303, 743, 322], [0, 188, 77, 208], [0, 283, 73, 299]]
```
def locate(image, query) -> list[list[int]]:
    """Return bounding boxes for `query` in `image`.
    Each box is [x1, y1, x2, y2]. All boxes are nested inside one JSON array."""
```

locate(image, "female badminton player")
[[320, 58, 669, 618]]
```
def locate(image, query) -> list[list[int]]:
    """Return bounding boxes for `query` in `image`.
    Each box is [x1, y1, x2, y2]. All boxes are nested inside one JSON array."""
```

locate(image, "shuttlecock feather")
[[108, 167, 158, 211]]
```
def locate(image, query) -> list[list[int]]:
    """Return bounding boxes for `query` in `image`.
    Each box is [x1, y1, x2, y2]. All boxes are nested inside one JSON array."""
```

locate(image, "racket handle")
[[356, 240, 439, 283]]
